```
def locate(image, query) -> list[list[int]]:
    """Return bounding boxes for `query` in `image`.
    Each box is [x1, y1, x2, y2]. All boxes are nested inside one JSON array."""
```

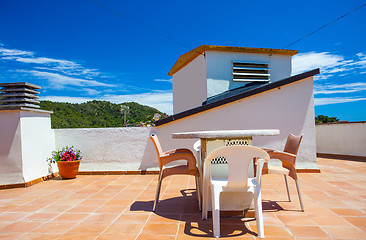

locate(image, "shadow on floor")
[[130, 189, 259, 238]]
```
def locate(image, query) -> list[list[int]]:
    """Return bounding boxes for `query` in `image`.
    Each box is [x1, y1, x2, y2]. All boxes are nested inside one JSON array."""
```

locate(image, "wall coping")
[[316, 121, 366, 125], [0, 107, 53, 114]]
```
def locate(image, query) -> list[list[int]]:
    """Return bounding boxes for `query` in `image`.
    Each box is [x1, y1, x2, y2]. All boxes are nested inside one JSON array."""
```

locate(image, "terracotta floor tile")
[[95, 204, 126, 213], [116, 212, 151, 223], [38, 204, 71, 213], [0, 232, 25, 240], [79, 198, 107, 206], [103, 222, 144, 234], [148, 213, 181, 223], [23, 212, 59, 221], [277, 214, 317, 226], [96, 233, 139, 240], [322, 226, 366, 239], [254, 237, 294, 240], [68, 221, 110, 233], [304, 207, 338, 217], [286, 226, 331, 238], [52, 212, 89, 222], [331, 208, 366, 216], [19, 233, 61, 240], [66, 205, 99, 213], [142, 222, 179, 235], [81, 213, 119, 223], [10, 204, 45, 213], [1, 221, 42, 233], [310, 215, 353, 226], [0, 212, 29, 221], [249, 224, 293, 238], [136, 233, 176, 240], [32, 221, 76, 233], [0, 221, 15, 230], [55, 232, 100, 240], [343, 216, 366, 227]]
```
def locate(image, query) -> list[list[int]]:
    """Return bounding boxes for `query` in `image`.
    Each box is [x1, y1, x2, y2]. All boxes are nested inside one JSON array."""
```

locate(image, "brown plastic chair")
[[150, 133, 201, 212], [262, 133, 304, 211]]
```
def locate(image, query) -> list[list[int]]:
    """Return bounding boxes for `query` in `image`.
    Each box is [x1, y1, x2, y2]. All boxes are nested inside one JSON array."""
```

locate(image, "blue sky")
[[1, 0, 365, 120]]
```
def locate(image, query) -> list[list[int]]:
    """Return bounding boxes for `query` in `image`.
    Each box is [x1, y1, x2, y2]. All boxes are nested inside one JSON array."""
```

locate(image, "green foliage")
[[39, 100, 167, 129], [315, 115, 340, 123]]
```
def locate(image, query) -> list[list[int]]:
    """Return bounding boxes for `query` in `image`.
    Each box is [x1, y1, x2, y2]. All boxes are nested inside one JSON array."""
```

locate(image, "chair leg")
[[153, 176, 163, 212], [254, 186, 264, 238], [295, 179, 304, 212], [195, 175, 202, 211], [211, 185, 221, 238], [284, 175, 291, 202]]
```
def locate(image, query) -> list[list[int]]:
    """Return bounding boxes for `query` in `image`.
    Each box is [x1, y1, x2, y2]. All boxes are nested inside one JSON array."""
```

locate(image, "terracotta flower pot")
[[57, 160, 81, 179]]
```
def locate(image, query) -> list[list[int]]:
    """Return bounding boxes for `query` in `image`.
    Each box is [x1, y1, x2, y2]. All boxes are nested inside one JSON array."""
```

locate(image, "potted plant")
[[47, 146, 83, 179]]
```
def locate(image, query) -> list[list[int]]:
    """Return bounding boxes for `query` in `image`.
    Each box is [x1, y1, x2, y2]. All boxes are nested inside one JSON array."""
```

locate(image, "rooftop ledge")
[[0, 107, 53, 114], [169, 44, 298, 76]]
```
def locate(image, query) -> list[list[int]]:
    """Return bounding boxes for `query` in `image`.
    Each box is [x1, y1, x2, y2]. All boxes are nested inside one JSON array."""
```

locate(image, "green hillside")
[[39, 100, 166, 128]]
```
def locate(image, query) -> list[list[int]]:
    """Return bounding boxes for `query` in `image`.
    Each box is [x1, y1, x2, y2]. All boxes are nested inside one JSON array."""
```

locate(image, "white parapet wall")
[[316, 121, 366, 157], [54, 127, 158, 172]]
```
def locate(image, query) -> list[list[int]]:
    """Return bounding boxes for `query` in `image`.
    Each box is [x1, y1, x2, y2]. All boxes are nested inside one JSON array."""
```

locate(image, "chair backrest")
[[283, 133, 303, 155], [205, 145, 269, 189], [150, 133, 164, 169]]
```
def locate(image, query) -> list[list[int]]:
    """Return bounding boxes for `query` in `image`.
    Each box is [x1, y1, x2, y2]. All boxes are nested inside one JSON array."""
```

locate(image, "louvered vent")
[[232, 61, 270, 82]]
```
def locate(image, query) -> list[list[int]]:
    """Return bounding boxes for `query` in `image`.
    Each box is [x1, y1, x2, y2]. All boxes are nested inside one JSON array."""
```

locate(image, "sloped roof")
[[155, 69, 319, 126], [168, 45, 298, 76]]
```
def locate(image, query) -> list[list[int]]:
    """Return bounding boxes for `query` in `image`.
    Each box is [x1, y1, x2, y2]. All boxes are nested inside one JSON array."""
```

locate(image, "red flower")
[[61, 151, 77, 161]]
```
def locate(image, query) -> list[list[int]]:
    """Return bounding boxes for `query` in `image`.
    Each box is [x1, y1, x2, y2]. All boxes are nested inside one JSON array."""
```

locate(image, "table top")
[[172, 129, 280, 139]]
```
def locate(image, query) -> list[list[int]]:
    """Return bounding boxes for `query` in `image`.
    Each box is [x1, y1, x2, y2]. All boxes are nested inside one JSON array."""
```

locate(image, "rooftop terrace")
[[0, 157, 365, 240]]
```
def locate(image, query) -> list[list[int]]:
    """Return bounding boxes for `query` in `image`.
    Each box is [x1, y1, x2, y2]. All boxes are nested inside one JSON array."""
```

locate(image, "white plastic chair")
[[202, 145, 269, 238]]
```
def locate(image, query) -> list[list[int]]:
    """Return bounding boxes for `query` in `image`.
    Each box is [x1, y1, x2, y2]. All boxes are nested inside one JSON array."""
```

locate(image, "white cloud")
[[40, 90, 173, 114], [154, 78, 172, 83], [41, 96, 93, 104], [314, 82, 366, 95], [82, 88, 102, 96], [0, 48, 33, 57], [292, 51, 366, 80], [0, 46, 102, 81], [314, 97, 366, 106], [25, 70, 114, 89]]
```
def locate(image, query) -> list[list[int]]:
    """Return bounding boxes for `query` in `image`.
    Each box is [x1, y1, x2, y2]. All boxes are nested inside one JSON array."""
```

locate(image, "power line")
[[88, 0, 200, 54], [283, 3, 366, 49]]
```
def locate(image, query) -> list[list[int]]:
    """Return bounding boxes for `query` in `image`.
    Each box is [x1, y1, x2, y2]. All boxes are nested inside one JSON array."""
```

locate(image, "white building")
[[155, 45, 320, 171]]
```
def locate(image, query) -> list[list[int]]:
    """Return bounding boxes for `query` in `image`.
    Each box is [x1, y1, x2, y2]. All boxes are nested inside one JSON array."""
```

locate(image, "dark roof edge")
[[155, 68, 320, 126]]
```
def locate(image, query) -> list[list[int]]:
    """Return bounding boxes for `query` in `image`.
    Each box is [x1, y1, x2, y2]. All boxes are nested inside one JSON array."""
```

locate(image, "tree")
[[315, 115, 340, 123]]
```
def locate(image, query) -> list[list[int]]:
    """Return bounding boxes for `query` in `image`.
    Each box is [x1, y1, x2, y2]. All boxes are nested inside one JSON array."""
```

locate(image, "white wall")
[[0, 110, 53, 185], [156, 77, 317, 169], [316, 122, 366, 157], [205, 51, 292, 98], [20, 111, 55, 182], [173, 54, 207, 114], [0, 111, 24, 185], [54, 127, 157, 171]]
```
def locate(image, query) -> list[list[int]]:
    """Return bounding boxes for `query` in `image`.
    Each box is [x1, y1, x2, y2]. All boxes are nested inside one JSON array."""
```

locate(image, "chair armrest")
[[268, 151, 298, 180], [268, 151, 296, 166], [163, 148, 193, 155], [255, 158, 264, 186], [160, 152, 197, 174]]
